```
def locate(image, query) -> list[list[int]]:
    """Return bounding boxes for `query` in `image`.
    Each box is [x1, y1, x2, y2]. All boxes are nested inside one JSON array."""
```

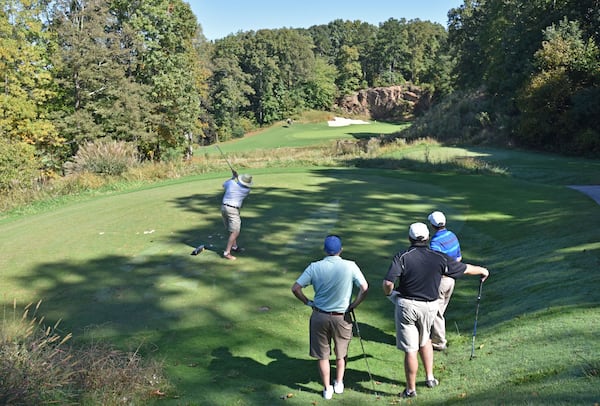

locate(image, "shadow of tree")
[[208, 346, 394, 396]]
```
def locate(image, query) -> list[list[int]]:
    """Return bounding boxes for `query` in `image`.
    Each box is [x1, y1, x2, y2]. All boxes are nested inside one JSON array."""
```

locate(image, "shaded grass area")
[[1, 146, 599, 404]]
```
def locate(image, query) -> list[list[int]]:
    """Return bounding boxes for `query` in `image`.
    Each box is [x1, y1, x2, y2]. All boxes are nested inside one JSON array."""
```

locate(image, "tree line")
[[1, 0, 598, 190], [0, 0, 450, 187], [448, 0, 599, 156]]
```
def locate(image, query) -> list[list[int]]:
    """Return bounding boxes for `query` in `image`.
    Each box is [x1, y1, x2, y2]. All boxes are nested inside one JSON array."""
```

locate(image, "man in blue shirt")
[[292, 235, 369, 400], [221, 171, 252, 260], [428, 211, 462, 351]]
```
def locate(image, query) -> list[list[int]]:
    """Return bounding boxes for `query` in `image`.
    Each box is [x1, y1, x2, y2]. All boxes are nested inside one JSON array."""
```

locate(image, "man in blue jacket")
[[428, 211, 462, 351]]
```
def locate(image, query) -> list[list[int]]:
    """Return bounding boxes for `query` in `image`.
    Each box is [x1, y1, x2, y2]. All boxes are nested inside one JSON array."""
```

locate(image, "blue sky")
[[187, 0, 464, 40]]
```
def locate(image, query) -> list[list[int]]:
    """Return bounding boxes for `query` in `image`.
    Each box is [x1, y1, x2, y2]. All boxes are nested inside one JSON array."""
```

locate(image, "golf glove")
[[387, 291, 399, 304], [306, 300, 314, 308]]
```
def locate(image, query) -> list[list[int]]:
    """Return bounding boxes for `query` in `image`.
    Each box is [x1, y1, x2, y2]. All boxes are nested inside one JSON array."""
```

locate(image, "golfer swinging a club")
[[292, 235, 369, 400], [221, 170, 253, 260], [382, 222, 489, 399]]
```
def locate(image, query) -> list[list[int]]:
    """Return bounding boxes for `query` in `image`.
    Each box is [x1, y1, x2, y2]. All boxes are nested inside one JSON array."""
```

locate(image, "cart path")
[[568, 185, 600, 206]]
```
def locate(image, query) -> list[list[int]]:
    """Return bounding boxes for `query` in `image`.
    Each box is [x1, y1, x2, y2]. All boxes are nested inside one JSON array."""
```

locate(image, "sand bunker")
[[327, 117, 370, 127]]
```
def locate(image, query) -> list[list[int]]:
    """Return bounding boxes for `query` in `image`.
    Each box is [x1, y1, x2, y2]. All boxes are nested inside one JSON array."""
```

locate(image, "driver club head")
[[191, 245, 205, 255]]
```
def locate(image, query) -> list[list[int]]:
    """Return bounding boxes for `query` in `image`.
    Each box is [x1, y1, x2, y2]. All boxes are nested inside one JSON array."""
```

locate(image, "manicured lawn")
[[1, 132, 599, 404], [199, 120, 407, 153]]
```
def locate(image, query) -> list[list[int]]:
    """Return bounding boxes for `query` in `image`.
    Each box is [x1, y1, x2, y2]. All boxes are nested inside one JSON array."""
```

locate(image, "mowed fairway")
[[1, 141, 600, 404], [200, 119, 406, 153]]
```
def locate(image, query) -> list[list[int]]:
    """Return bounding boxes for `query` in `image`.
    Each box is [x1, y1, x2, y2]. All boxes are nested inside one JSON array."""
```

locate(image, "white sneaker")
[[323, 385, 334, 400], [333, 380, 344, 394]]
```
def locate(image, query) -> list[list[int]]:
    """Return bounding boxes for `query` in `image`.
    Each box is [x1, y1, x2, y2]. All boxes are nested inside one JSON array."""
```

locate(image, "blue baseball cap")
[[324, 235, 342, 255]]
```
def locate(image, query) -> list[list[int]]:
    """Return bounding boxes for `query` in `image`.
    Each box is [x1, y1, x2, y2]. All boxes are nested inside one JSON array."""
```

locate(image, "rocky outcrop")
[[335, 84, 431, 121]]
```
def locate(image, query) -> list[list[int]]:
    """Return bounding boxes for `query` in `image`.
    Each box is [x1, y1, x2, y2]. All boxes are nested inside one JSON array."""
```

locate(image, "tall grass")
[[0, 300, 169, 405], [63, 140, 140, 176], [0, 137, 506, 218]]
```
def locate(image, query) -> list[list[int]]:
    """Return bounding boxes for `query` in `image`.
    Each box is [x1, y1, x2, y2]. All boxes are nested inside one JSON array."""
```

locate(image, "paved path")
[[568, 185, 600, 205]]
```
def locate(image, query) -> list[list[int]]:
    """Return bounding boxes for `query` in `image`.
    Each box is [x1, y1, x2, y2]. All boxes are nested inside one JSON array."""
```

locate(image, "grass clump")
[[0, 300, 169, 405], [64, 140, 140, 176]]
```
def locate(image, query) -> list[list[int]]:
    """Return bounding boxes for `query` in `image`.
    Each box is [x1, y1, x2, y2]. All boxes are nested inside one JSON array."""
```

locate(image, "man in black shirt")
[[382, 222, 489, 398]]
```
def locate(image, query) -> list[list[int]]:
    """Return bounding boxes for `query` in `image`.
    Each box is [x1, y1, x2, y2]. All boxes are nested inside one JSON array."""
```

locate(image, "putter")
[[215, 145, 236, 174], [190, 244, 205, 256], [350, 310, 376, 393], [469, 279, 484, 360]]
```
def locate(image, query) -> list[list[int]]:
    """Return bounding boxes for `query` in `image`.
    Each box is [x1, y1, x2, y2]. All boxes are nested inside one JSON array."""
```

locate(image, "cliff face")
[[335, 85, 431, 120]]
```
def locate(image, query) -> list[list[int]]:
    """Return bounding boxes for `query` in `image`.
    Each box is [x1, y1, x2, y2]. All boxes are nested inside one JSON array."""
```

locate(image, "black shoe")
[[401, 389, 416, 398], [426, 378, 439, 388], [231, 246, 245, 252]]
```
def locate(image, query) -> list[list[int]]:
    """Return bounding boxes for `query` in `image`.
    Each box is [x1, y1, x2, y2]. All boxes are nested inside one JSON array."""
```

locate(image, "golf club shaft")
[[215, 145, 235, 173], [351, 310, 376, 392], [470, 279, 484, 360]]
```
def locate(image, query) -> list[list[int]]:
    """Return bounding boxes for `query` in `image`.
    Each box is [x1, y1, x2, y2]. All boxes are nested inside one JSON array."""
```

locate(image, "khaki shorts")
[[395, 298, 438, 352], [309, 310, 353, 360], [221, 205, 241, 233]]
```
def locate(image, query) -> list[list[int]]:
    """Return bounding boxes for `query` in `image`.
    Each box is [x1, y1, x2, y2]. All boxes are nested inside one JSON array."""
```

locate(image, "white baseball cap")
[[409, 222, 429, 241], [428, 211, 446, 227]]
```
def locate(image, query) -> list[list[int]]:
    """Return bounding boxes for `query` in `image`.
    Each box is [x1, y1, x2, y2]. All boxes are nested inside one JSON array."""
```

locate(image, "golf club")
[[350, 310, 376, 393], [215, 145, 236, 174], [469, 278, 484, 360]]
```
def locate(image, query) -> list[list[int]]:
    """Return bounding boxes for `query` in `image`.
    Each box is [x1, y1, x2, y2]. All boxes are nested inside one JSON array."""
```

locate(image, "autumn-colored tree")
[[0, 0, 62, 175]]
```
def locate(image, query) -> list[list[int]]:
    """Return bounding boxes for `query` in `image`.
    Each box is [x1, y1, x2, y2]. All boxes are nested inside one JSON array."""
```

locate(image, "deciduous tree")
[[0, 0, 61, 174]]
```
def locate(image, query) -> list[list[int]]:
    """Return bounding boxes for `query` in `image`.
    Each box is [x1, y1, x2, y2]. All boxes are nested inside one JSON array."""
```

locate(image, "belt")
[[223, 203, 240, 209], [399, 296, 434, 302], [313, 307, 346, 316]]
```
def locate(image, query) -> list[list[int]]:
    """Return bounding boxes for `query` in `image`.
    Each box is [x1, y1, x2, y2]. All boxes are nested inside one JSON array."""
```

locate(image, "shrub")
[[160, 147, 184, 164], [399, 89, 510, 146], [0, 139, 40, 191], [0, 300, 169, 405], [63, 140, 140, 176]]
